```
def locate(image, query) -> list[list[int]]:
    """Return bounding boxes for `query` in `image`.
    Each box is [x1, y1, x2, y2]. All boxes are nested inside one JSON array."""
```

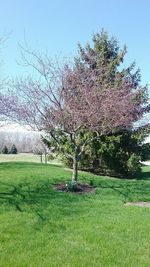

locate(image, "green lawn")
[[0, 153, 43, 163], [0, 162, 150, 267], [0, 153, 62, 165]]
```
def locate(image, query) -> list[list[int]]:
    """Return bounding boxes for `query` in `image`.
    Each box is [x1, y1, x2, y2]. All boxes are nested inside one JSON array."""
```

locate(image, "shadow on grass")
[[0, 179, 83, 224], [98, 183, 150, 202], [136, 170, 150, 180], [101, 178, 150, 202], [0, 161, 150, 226], [80, 172, 150, 203]]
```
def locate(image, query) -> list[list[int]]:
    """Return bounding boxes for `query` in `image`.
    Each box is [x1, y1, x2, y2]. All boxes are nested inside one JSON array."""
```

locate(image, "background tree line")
[[0, 128, 42, 153], [1, 144, 18, 154]]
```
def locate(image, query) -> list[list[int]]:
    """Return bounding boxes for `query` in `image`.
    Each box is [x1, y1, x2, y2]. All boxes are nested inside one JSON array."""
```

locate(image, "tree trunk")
[[72, 156, 78, 183], [44, 150, 47, 164]]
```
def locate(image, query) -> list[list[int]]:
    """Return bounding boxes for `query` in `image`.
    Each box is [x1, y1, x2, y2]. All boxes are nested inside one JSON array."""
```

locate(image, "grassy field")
[[0, 153, 41, 163], [0, 162, 150, 267], [0, 153, 62, 165]]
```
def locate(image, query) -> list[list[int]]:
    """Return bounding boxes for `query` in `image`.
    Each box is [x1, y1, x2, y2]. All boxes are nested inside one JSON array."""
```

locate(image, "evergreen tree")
[[10, 144, 18, 154], [61, 30, 149, 177], [1, 30, 149, 182], [2, 146, 8, 154]]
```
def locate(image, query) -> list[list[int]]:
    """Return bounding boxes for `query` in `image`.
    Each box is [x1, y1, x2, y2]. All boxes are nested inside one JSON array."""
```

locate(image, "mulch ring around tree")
[[53, 182, 95, 194], [125, 202, 150, 207]]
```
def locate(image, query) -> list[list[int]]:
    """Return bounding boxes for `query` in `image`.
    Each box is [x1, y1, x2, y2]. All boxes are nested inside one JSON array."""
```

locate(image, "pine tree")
[[10, 144, 18, 154], [2, 146, 8, 154]]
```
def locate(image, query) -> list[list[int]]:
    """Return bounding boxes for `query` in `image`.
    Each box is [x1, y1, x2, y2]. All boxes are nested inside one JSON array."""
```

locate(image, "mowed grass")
[[0, 153, 42, 163], [0, 153, 62, 165], [0, 162, 150, 267]]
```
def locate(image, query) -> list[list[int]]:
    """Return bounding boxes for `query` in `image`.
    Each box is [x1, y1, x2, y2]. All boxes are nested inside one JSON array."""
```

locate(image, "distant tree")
[[2, 145, 8, 154], [33, 140, 48, 163], [10, 144, 18, 154]]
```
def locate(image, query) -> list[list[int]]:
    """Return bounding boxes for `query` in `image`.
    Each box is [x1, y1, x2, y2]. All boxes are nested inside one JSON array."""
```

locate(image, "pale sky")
[[0, 0, 150, 88]]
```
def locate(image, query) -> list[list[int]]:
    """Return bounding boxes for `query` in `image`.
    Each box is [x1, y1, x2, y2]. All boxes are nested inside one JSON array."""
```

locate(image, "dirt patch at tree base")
[[53, 182, 95, 194], [125, 202, 150, 207]]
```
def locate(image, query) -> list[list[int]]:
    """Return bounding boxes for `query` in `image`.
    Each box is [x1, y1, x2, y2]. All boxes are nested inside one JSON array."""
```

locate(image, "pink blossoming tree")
[[0, 31, 149, 185]]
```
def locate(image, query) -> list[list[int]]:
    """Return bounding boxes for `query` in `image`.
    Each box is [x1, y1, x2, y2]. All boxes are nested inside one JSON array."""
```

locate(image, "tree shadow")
[[99, 179, 150, 202], [136, 170, 150, 180], [80, 172, 150, 203], [0, 179, 83, 225]]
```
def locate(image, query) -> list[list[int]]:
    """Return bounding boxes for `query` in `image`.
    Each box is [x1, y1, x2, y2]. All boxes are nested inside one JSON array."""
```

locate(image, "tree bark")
[[72, 156, 78, 183], [44, 150, 47, 164], [40, 154, 42, 163]]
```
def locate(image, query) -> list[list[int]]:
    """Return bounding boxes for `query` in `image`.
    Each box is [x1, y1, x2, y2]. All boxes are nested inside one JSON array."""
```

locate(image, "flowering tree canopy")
[[0, 31, 149, 184]]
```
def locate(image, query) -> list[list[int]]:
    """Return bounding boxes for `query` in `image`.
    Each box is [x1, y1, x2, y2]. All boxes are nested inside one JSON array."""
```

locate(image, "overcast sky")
[[0, 0, 150, 88]]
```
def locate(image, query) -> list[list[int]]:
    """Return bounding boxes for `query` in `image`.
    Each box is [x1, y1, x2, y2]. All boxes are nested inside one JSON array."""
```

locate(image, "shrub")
[[61, 130, 143, 177], [127, 154, 141, 176], [140, 143, 150, 161]]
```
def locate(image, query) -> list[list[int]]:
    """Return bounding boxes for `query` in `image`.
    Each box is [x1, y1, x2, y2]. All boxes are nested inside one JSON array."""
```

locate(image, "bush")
[[127, 154, 141, 176], [2, 146, 8, 154], [140, 143, 150, 161], [10, 144, 18, 154], [61, 130, 143, 178]]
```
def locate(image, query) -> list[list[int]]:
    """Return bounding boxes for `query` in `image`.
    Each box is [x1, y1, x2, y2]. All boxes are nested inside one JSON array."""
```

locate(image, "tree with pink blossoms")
[[0, 31, 149, 188]]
